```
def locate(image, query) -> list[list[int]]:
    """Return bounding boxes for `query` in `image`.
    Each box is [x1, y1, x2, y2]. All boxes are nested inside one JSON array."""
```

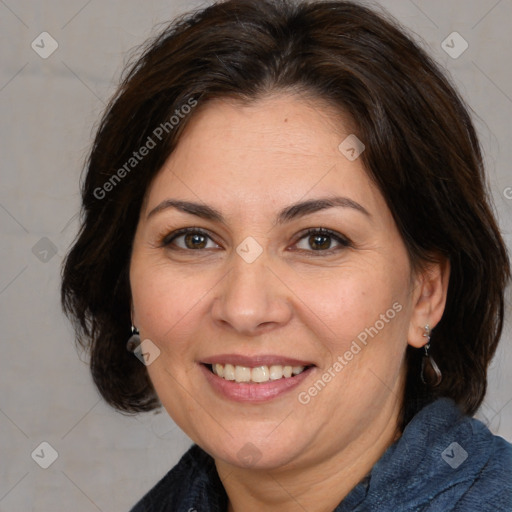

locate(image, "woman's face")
[[130, 93, 428, 470]]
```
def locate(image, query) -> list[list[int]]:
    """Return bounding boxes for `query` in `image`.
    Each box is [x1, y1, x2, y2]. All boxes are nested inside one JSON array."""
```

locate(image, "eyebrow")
[[276, 197, 370, 224], [147, 199, 224, 222], [146, 196, 370, 223]]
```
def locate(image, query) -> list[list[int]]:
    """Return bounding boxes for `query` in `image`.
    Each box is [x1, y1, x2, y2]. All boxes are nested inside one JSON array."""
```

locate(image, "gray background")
[[1, 0, 511, 510]]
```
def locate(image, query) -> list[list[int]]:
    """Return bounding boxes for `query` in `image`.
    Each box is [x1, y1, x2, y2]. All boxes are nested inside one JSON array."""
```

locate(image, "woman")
[[61, 0, 512, 510]]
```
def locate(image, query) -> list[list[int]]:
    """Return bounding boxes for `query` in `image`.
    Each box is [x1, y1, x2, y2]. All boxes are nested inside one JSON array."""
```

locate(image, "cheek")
[[130, 260, 206, 346], [297, 262, 409, 349]]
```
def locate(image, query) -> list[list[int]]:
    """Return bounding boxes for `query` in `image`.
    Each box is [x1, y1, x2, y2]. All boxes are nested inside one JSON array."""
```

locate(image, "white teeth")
[[214, 363, 224, 378], [251, 366, 269, 383], [234, 366, 251, 382], [223, 364, 235, 380], [211, 363, 307, 383], [269, 365, 283, 380]]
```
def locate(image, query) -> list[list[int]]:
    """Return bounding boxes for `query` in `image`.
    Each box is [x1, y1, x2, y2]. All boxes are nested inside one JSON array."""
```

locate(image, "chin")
[[200, 429, 307, 471]]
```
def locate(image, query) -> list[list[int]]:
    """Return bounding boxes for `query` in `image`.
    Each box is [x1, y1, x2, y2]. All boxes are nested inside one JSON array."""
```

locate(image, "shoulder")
[[129, 444, 226, 512], [365, 398, 512, 511], [410, 398, 512, 510], [448, 410, 512, 510]]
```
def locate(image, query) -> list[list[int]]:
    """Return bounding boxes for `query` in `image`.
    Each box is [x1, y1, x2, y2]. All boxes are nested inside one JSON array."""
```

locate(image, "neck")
[[216, 396, 402, 512]]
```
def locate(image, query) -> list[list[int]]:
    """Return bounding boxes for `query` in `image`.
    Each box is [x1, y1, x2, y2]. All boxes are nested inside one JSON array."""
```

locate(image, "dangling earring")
[[126, 325, 141, 352], [420, 324, 442, 387]]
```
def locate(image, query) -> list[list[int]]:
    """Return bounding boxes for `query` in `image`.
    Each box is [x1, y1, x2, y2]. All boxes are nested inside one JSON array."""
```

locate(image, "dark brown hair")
[[61, 0, 510, 427]]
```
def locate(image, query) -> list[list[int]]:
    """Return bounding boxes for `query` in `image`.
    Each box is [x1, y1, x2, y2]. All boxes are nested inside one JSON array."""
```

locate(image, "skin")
[[130, 92, 450, 512]]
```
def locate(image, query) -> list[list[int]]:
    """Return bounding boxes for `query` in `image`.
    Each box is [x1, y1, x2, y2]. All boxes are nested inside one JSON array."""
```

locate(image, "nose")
[[210, 249, 293, 336]]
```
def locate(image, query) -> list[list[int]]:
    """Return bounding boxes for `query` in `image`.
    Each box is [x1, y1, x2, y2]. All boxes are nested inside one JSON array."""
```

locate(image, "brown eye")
[[308, 233, 332, 250], [184, 232, 208, 249], [163, 229, 220, 250], [294, 228, 350, 253]]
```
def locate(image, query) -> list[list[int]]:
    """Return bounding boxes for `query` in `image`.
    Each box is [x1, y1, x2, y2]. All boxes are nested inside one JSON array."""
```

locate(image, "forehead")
[[143, 93, 384, 218]]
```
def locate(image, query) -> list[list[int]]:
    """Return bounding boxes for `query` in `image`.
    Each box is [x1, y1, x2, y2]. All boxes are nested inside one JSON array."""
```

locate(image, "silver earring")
[[420, 324, 442, 387], [126, 326, 141, 352]]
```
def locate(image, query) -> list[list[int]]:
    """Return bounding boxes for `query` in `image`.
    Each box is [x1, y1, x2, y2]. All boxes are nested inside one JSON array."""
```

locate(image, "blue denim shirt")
[[130, 398, 512, 511]]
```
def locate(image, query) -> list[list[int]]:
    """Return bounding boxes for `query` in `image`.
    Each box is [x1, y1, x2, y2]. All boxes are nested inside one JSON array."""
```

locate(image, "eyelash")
[[293, 227, 351, 254], [159, 227, 351, 255], [160, 227, 218, 251]]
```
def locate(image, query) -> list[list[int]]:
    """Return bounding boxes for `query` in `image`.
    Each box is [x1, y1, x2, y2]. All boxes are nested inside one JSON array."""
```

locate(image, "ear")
[[407, 256, 450, 348]]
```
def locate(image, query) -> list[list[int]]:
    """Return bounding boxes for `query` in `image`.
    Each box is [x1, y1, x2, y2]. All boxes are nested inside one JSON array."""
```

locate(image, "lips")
[[200, 354, 316, 402]]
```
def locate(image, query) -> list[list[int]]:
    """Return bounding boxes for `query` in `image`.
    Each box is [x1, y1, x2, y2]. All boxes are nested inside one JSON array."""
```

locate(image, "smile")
[[200, 356, 316, 402], [209, 363, 308, 383]]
